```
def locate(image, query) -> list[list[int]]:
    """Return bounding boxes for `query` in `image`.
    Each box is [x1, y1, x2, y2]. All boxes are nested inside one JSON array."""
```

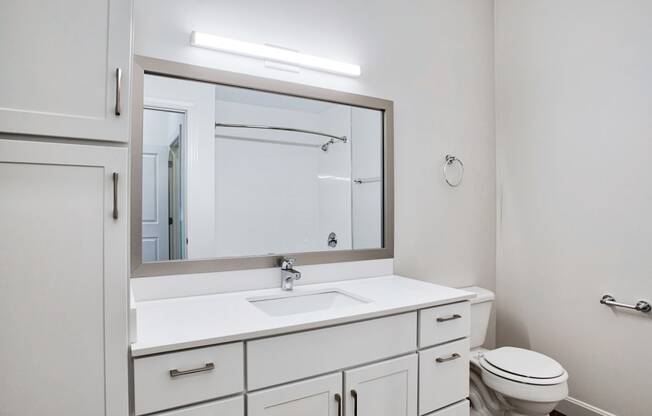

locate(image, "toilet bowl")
[[463, 287, 568, 416]]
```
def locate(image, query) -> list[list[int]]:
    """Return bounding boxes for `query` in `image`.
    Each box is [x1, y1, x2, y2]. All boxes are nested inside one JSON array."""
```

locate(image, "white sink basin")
[[248, 289, 369, 317]]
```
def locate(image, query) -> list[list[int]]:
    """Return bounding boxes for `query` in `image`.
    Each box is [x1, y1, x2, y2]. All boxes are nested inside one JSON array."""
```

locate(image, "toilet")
[[463, 287, 569, 416]]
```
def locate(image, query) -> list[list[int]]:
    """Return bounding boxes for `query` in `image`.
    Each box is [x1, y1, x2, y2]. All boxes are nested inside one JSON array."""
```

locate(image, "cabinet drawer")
[[424, 400, 469, 416], [247, 312, 417, 390], [156, 396, 244, 416], [134, 343, 244, 415], [418, 339, 469, 415], [419, 302, 470, 348]]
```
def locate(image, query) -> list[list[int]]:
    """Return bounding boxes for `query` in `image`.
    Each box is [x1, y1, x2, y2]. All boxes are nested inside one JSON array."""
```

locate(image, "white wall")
[[134, 0, 496, 297], [496, 1, 652, 414]]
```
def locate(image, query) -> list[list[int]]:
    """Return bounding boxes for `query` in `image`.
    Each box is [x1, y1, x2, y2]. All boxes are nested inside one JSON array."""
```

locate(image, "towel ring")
[[443, 155, 464, 187]]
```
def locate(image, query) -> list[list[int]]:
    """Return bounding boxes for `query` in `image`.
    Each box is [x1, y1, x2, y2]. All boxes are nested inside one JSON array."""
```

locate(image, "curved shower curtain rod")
[[215, 122, 347, 151]]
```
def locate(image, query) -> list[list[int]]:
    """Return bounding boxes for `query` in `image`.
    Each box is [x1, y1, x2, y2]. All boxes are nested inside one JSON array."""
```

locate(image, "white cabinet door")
[[0, 0, 132, 142], [0, 139, 128, 416], [248, 373, 342, 416], [157, 396, 244, 416], [344, 354, 418, 416], [141, 144, 171, 261]]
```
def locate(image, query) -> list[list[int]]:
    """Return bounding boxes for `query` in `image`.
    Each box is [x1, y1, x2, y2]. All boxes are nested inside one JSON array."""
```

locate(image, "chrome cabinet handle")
[[436, 314, 461, 322], [436, 353, 461, 363], [169, 362, 215, 377], [115, 68, 122, 116], [351, 389, 358, 416], [112, 172, 119, 220], [334, 393, 342, 416]]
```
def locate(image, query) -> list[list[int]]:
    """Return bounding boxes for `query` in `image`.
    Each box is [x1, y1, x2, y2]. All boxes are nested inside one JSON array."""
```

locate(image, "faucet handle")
[[280, 257, 295, 269]]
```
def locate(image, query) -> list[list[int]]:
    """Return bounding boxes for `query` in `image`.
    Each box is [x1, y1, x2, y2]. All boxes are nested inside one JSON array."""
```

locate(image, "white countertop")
[[131, 275, 475, 357]]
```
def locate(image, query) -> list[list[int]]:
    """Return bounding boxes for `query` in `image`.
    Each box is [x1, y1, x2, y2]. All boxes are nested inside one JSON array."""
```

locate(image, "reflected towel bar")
[[600, 294, 651, 313], [353, 177, 381, 184], [215, 122, 347, 151]]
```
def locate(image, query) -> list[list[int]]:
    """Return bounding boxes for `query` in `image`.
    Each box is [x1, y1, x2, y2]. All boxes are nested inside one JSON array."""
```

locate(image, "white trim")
[[557, 396, 617, 416]]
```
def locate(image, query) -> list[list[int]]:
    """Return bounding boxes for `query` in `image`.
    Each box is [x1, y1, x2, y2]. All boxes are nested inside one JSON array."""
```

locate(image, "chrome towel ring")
[[443, 154, 464, 187]]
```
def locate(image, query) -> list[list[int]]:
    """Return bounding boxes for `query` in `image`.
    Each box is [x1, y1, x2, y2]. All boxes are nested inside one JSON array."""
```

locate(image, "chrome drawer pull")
[[169, 362, 215, 377], [112, 172, 119, 220], [435, 353, 461, 363], [436, 314, 461, 322], [115, 67, 122, 116]]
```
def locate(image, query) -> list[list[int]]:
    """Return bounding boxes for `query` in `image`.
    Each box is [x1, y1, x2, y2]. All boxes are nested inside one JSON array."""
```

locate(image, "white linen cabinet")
[[0, 139, 129, 416], [0, 0, 132, 142]]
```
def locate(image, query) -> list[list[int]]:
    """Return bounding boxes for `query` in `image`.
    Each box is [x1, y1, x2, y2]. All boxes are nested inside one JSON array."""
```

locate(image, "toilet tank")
[[462, 286, 495, 349]]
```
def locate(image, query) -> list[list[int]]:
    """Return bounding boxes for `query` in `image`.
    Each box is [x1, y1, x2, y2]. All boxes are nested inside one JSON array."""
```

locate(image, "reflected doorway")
[[142, 107, 187, 261]]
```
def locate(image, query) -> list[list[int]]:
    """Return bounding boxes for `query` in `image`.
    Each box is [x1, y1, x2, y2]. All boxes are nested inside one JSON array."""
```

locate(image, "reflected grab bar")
[[600, 294, 651, 313]]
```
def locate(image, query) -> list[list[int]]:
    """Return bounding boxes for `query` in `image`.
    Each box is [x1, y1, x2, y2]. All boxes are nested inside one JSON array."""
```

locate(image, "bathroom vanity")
[[131, 276, 474, 416], [128, 56, 472, 416]]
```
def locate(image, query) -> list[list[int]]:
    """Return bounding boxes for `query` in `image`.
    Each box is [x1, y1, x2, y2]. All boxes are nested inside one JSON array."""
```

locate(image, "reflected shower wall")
[[142, 74, 383, 262]]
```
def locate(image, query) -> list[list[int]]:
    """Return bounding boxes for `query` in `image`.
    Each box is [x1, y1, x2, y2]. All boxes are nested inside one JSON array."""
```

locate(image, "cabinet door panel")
[[0, 0, 131, 142], [0, 139, 128, 416], [344, 354, 418, 416], [248, 373, 342, 416], [423, 400, 469, 416], [157, 396, 244, 416]]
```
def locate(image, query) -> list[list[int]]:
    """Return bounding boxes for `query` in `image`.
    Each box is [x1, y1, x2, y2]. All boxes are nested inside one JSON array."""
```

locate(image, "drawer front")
[[156, 396, 244, 416], [419, 302, 470, 348], [134, 343, 244, 415], [247, 312, 417, 390], [424, 400, 469, 416], [418, 339, 469, 415]]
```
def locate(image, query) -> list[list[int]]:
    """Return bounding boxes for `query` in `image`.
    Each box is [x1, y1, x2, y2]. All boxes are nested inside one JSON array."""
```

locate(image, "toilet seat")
[[479, 347, 568, 386], [477, 347, 569, 404]]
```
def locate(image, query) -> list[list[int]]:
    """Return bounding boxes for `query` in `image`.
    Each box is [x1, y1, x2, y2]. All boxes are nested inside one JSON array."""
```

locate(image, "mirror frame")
[[131, 55, 394, 277]]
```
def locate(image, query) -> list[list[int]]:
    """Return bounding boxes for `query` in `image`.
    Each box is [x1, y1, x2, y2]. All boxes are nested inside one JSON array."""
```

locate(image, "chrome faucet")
[[280, 257, 301, 291]]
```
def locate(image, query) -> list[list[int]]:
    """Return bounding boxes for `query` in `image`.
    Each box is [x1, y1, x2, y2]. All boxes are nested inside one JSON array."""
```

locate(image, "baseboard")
[[556, 397, 616, 416]]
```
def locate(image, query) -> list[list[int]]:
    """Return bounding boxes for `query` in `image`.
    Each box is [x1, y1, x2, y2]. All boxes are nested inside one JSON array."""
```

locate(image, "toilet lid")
[[482, 347, 565, 379]]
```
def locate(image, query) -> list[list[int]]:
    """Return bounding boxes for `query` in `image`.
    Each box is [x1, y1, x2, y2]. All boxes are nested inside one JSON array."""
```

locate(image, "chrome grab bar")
[[600, 294, 651, 313]]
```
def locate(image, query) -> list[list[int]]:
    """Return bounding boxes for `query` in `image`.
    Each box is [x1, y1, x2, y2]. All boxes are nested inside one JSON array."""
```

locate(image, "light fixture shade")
[[190, 31, 361, 77]]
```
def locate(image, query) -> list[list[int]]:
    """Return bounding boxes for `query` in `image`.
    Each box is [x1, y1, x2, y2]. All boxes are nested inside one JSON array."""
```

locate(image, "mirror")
[[132, 57, 393, 276]]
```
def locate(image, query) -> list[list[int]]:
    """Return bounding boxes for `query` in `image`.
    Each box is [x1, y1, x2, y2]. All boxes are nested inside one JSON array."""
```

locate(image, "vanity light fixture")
[[190, 31, 361, 77]]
